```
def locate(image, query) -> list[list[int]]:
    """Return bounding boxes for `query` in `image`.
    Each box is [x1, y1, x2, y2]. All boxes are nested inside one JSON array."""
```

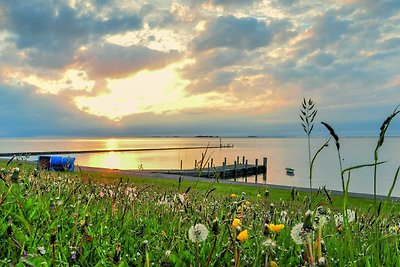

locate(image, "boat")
[[285, 167, 295, 176]]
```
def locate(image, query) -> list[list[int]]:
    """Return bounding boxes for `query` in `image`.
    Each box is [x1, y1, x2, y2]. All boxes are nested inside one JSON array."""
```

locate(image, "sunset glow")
[[0, 0, 398, 136]]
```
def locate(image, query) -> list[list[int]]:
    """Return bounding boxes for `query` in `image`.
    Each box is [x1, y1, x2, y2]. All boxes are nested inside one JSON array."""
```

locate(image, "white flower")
[[37, 246, 46, 255], [165, 250, 171, 258], [177, 193, 185, 204], [347, 209, 355, 223], [262, 238, 276, 249], [188, 223, 209, 243], [290, 223, 310, 245], [280, 210, 288, 224], [334, 209, 355, 227]]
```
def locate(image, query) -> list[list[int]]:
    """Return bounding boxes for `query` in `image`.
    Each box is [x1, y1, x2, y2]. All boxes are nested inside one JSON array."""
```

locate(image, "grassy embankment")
[[0, 158, 399, 266]]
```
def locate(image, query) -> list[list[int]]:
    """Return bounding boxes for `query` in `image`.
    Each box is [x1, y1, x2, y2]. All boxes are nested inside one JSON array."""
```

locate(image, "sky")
[[0, 0, 399, 137]]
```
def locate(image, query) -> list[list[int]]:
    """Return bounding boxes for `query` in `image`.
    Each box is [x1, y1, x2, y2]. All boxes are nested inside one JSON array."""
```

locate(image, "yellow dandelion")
[[245, 201, 251, 206], [232, 218, 241, 228], [270, 260, 278, 267], [237, 229, 248, 243], [268, 223, 285, 233], [229, 193, 237, 198]]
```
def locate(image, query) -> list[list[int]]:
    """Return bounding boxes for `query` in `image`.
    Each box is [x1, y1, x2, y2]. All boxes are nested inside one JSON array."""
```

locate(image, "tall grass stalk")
[[300, 98, 317, 205], [373, 106, 399, 211]]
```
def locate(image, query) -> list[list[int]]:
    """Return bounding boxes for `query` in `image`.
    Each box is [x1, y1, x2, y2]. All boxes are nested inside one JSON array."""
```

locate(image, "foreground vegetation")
[[0, 161, 399, 266], [0, 102, 399, 266]]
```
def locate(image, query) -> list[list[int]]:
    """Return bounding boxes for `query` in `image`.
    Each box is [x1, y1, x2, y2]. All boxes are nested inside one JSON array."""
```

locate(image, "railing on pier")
[[159, 156, 268, 183]]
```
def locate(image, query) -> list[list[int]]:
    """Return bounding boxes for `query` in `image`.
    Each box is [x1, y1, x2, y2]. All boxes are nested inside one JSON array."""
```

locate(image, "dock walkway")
[[0, 145, 234, 157], [156, 163, 266, 179]]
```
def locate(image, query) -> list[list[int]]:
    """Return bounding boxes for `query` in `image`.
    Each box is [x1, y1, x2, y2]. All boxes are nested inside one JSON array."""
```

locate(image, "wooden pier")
[[157, 157, 268, 181], [0, 144, 234, 157]]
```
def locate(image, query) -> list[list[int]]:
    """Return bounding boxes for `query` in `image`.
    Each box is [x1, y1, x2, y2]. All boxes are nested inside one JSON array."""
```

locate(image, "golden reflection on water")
[[83, 152, 142, 170]]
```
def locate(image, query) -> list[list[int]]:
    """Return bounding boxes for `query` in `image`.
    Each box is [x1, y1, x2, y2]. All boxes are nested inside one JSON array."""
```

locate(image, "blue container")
[[38, 156, 75, 172]]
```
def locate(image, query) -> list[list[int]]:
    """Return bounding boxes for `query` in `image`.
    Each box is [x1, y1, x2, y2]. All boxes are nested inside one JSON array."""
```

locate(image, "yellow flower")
[[232, 218, 241, 228], [229, 193, 237, 198], [270, 260, 278, 267], [237, 229, 248, 243], [245, 201, 251, 206], [268, 223, 285, 233]]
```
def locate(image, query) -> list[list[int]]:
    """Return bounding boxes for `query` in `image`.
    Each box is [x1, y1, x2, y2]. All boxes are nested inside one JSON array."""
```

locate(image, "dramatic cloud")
[[0, 0, 398, 137], [77, 43, 181, 79], [194, 15, 273, 51]]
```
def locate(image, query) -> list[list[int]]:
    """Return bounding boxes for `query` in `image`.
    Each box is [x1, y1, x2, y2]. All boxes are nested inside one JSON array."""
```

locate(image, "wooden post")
[[224, 157, 227, 166], [207, 162, 210, 178], [211, 158, 214, 168], [180, 160, 183, 170], [237, 156, 240, 165], [245, 159, 248, 182], [242, 156, 245, 165], [222, 161, 226, 179], [255, 158, 258, 183], [263, 157, 267, 182], [195, 160, 197, 169], [234, 160, 237, 181]]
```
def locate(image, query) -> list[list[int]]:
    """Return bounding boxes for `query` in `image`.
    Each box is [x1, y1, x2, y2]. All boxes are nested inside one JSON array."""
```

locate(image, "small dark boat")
[[285, 167, 295, 176]]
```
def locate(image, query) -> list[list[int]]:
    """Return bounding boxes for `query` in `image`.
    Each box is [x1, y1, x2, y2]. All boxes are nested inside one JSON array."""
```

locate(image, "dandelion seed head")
[[290, 223, 310, 245], [188, 223, 209, 243], [262, 238, 276, 249]]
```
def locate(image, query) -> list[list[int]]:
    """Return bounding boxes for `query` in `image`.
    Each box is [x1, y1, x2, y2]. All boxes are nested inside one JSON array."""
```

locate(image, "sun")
[[74, 63, 188, 121]]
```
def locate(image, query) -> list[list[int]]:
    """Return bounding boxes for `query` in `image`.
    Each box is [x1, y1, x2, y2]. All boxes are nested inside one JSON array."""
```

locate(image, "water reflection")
[[0, 137, 399, 196]]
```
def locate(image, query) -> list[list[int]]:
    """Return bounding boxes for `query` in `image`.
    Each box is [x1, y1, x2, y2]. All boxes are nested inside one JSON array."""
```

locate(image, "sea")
[[0, 137, 399, 197]]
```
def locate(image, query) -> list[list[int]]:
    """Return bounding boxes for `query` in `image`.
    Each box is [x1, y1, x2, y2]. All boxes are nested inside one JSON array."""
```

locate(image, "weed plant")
[[0, 107, 399, 266]]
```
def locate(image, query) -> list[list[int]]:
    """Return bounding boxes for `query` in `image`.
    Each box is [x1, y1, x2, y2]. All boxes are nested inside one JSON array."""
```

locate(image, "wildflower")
[[270, 261, 278, 267], [237, 229, 248, 243], [245, 201, 251, 206], [230, 193, 237, 198], [347, 209, 355, 223], [290, 223, 310, 245], [177, 193, 185, 204], [188, 223, 209, 243], [334, 209, 355, 227], [37, 246, 46, 255], [165, 250, 171, 258], [262, 238, 276, 250], [268, 223, 285, 233], [318, 256, 327, 266], [257, 193, 261, 198], [232, 218, 241, 228], [280, 210, 288, 224]]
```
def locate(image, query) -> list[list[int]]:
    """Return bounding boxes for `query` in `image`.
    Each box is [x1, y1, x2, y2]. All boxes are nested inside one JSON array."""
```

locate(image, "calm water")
[[0, 137, 399, 196]]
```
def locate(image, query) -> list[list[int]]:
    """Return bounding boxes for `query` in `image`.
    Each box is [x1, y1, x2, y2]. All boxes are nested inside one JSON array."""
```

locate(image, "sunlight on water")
[[0, 137, 399, 196]]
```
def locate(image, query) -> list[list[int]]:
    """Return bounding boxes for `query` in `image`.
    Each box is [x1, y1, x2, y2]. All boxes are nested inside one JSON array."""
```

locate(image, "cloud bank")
[[0, 0, 398, 137]]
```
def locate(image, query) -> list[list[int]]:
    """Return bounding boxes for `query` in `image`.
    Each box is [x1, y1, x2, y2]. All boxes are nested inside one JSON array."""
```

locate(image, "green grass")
[[1, 160, 399, 266]]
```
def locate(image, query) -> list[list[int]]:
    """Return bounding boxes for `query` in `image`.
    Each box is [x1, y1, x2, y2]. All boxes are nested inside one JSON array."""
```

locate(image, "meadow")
[[0, 157, 399, 266], [0, 102, 399, 266]]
